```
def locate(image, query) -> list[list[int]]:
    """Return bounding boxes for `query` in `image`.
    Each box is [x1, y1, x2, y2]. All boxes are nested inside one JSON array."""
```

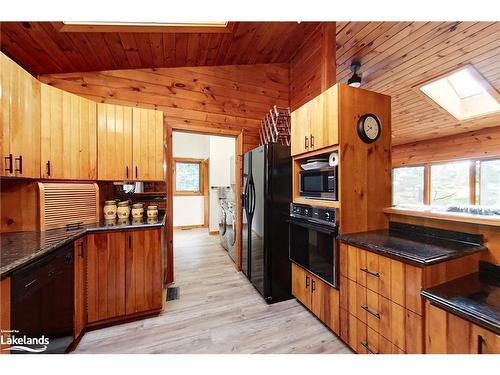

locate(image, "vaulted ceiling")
[[0, 21, 321, 74], [1, 21, 500, 146]]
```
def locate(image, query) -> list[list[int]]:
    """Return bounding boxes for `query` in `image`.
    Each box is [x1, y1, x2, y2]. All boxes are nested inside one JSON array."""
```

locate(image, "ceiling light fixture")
[[348, 61, 362, 88]]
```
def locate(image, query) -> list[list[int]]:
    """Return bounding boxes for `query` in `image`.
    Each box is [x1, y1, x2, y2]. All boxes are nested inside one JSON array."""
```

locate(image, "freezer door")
[[249, 146, 266, 296], [241, 151, 251, 277]]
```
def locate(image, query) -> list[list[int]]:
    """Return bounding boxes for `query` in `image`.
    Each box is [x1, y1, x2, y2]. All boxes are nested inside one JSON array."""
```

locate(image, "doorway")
[[166, 128, 242, 286]]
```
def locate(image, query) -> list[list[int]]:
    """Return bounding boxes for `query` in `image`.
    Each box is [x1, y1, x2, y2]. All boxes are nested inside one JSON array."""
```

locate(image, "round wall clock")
[[357, 114, 381, 143]]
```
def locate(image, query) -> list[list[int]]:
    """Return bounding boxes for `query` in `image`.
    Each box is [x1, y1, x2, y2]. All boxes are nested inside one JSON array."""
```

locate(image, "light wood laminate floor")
[[74, 228, 351, 354]]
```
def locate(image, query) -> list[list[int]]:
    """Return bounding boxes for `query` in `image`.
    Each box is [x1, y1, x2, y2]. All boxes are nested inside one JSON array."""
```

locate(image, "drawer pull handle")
[[305, 275, 309, 288], [14, 155, 23, 174], [361, 305, 381, 319], [360, 267, 380, 278], [25, 279, 38, 289], [311, 279, 316, 292], [361, 342, 378, 354], [305, 136, 309, 149], [310, 134, 314, 148]]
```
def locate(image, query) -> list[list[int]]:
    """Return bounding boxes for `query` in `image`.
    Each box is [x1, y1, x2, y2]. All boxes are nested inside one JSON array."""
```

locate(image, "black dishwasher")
[[11, 243, 74, 354]]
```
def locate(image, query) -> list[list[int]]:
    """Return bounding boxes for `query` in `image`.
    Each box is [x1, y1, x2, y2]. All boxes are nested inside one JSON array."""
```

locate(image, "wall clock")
[[357, 114, 381, 143]]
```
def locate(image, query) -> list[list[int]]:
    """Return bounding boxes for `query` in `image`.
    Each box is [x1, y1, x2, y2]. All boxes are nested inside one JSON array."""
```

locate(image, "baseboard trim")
[[174, 224, 206, 230], [209, 230, 219, 235]]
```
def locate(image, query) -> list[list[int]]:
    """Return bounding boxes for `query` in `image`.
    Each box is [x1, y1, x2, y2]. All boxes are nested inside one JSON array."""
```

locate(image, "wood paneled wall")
[[289, 23, 336, 111], [39, 63, 289, 153], [392, 125, 500, 167]]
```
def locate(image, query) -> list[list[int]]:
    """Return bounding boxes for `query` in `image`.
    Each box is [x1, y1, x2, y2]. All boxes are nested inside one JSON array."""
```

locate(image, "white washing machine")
[[226, 202, 236, 263], [219, 201, 229, 250]]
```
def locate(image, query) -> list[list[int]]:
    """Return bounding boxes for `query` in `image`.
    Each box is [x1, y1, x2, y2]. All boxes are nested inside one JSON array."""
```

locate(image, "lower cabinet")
[[86, 229, 163, 325], [291, 263, 340, 334], [0, 277, 11, 354], [425, 301, 500, 354]]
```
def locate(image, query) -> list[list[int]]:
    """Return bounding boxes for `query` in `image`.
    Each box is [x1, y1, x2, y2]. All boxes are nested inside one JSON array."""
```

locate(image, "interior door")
[[126, 229, 163, 315], [86, 232, 126, 323], [250, 146, 266, 295], [241, 151, 251, 277]]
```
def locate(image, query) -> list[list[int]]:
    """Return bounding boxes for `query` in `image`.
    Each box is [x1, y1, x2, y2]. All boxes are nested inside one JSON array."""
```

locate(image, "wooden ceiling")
[[336, 22, 500, 145], [2, 21, 500, 145], [0, 21, 320, 75]]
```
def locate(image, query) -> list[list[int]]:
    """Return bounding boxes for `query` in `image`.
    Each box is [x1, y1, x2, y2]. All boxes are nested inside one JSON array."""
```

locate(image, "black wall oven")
[[288, 204, 339, 288], [299, 167, 337, 201]]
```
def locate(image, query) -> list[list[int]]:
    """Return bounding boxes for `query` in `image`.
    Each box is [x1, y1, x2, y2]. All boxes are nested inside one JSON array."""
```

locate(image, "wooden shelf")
[[293, 197, 340, 209], [383, 207, 500, 227]]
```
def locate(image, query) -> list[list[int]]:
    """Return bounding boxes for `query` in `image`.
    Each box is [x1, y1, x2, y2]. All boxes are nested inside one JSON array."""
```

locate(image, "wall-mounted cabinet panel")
[[97, 103, 133, 181], [0, 52, 40, 178], [132, 108, 164, 181], [41, 84, 97, 179]]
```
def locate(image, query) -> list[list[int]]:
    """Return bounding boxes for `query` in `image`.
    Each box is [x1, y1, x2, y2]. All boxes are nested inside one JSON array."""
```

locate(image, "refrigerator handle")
[[250, 179, 256, 215]]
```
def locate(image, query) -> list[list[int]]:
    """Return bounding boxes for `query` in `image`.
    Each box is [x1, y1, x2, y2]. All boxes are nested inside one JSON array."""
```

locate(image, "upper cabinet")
[[0, 53, 41, 178], [290, 86, 339, 156], [97, 103, 133, 181], [98, 104, 164, 181], [132, 108, 164, 181], [41, 84, 97, 180]]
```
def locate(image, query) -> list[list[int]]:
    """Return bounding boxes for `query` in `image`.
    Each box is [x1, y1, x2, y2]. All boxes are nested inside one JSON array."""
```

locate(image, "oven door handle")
[[287, 217, 338, 236]]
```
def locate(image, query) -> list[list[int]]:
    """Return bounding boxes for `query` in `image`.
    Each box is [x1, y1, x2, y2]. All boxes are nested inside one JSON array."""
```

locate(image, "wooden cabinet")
[[291, 263, 340, 334], [74, 237, 86, 339], [340, 243, 481, 354], [98, 104, 164, 181], [290, 85, 339, 156], [125, 229, 163, 314], [425, 301, 500, 354], [41, 84, 97, 179], [132, 108, 164, 181], [0, 52, 40, 178], [0, 277, 11, 354], [97, 103, 133, 181], [86, 231, 127, 323], [86, 229, 163, 324]]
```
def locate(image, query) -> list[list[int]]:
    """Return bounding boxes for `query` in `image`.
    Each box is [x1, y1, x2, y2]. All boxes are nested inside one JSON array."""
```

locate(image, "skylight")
[[419, 66, 500, 121]]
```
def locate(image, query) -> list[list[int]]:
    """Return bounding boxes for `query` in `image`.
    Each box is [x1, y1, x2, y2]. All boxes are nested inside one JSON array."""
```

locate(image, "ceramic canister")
[[131, 203, 144, 218], [117, 201, 131, 219], [147, 205, 158, 219], [103, 200, 117, 220]]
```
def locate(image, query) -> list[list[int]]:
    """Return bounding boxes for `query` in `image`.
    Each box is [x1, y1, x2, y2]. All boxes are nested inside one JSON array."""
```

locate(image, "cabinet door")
[[0, 277, 10, 354], [290, 104, 310, 156], [41, 84, 97, 179], [310, 85, 339, 150], [291, 263, 311, 309], [125, 229, 163, 315], [97, 103, 133, 180], [471, 324, 500, 354], [0, 53, 40, 178], [311, 276, 340, 334], [132, 108, 164, 181], [74, 238, 86, 338], [86, 232, 126, 323]]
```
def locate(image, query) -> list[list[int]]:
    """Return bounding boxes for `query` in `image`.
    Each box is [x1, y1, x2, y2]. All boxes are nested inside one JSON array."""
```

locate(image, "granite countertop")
[[338, 222, 486, 266], [0, 212, 166, 279], [421, 262, 500, 335]]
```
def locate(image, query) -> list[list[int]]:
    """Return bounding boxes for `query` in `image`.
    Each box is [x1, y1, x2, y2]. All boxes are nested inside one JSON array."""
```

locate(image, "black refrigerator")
[[241, 143, 292, 303]]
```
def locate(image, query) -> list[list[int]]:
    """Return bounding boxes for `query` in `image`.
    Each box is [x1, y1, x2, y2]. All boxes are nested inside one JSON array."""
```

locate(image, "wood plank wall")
[[289, 23, 336, 111], [39, 63, 289, 153], [392, 125, 500, 167]]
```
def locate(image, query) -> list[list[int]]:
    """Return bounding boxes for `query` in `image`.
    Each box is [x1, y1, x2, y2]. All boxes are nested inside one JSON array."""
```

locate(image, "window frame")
[[173, 158, 206, 196], [393, 157, 500, 207], [391, 165, 426, 206]]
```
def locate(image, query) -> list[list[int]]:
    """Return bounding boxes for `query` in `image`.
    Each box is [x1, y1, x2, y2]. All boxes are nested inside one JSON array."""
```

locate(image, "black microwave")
[[299, 167, 338, 200]]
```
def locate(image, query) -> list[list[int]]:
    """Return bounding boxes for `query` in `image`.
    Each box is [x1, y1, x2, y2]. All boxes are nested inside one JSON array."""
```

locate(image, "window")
[[174, 158, 205, 195], [430, 161, 471, 206], [478, 159, 500, 206], [392, 158, 500, 211], [419, 66, 500, 121], [392, 166, 425, 206]]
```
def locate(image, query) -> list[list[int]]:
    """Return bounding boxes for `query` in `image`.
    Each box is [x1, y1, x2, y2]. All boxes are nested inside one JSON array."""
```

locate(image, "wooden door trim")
[[165, 123, 243, 284]]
